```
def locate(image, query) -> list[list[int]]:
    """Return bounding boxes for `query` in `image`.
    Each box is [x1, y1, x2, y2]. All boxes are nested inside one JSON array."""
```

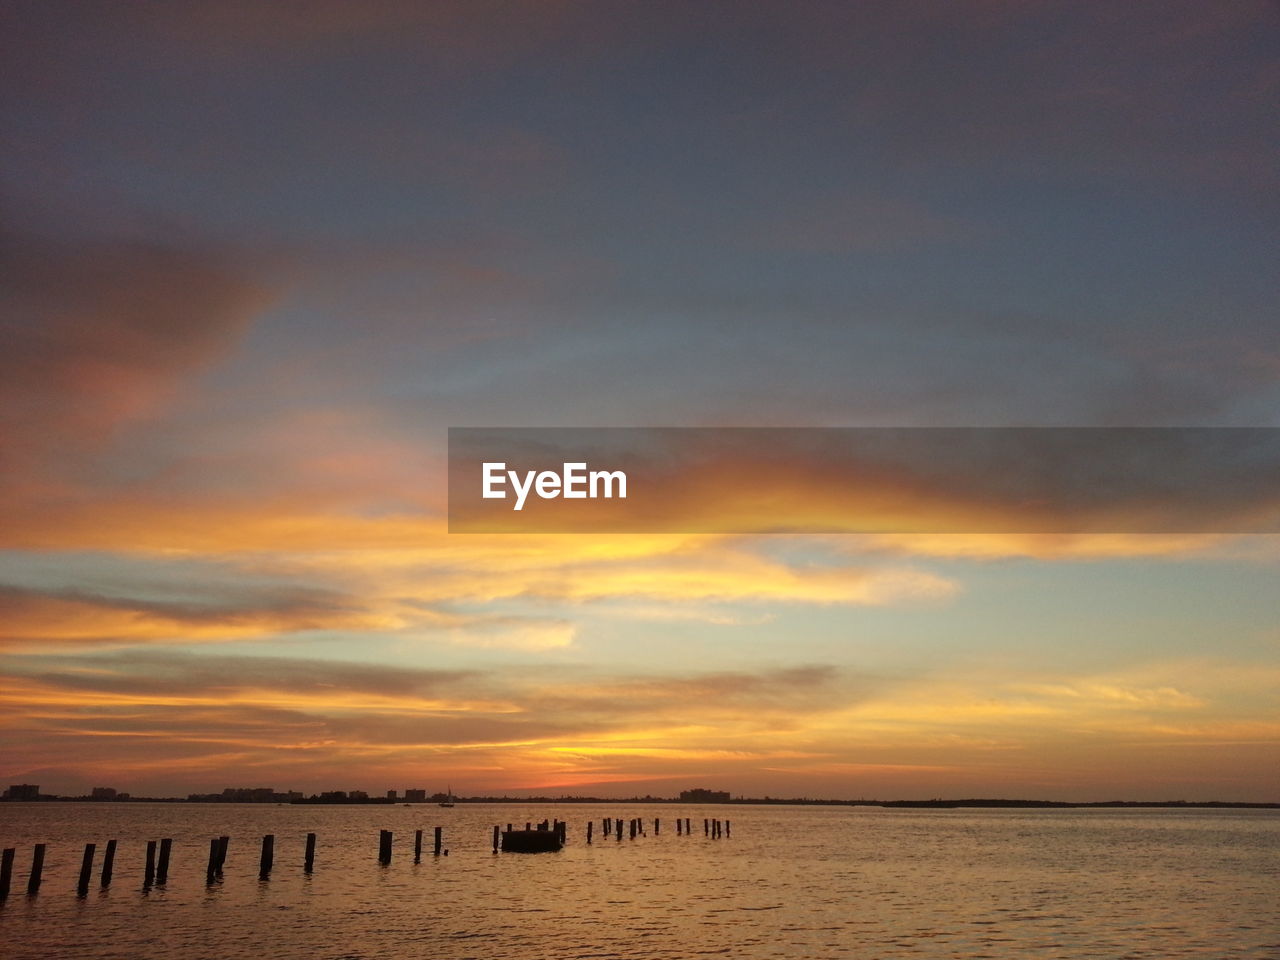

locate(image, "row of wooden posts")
[[581, 816, 730, 842], [0, 827, 429, 898], [0, 816, 731, 897]]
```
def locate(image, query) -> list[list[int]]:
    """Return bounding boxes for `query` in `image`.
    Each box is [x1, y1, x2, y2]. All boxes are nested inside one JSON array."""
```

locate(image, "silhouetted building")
[[224, 787, 277, 802], [90, 787, 117, 800], [404, 788, 426, 802], [187, 786, 301, 803], [679, 787, 731, 803], [4, 784, 40, 800]]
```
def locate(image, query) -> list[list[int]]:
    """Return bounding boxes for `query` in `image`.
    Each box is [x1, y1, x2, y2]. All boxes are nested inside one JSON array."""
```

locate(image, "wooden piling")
[[144, 840, 157, 886], [725, 820, 731, 838], [77, 843, 96, 895], [157, 838, 172, 884], [492, 825, 500, 853], [206, 838, 219, 882], [217, 836, 229, 872], [27, 844, 45, 895], [414, 829, 423, 864], [434, 826, 443, 857], [304, 833, 316, 872], [703, 818, 709, 836], [259, 834, 274, 878], [655, 817, 660, 835], [676, 818, 682, 835], [378, 830, 393, 865], [586, 821, 593, 844], [1, 847, 15, 899], [629, 818, 636, 839], [100, 838, 116, 887], [615, 820, 622, 842]]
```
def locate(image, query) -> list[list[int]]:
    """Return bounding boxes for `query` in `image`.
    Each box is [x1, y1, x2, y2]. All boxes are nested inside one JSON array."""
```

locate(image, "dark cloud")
[[0, 581, 375, 646], [0, 229, 268, 480], [525, 665, 850, 718], [22, 648, 476, 698]]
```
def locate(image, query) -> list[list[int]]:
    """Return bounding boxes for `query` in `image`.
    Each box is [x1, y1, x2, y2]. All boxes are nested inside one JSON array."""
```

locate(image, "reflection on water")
[[0, 803, 1276, 959]]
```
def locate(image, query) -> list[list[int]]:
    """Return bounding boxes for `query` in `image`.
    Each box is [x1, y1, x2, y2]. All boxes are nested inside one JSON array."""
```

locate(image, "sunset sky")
[[2, 1, 1278, 801]]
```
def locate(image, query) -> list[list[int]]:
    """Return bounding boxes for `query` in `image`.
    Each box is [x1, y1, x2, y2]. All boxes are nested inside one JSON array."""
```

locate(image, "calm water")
[[0, 803, 1276, 959]]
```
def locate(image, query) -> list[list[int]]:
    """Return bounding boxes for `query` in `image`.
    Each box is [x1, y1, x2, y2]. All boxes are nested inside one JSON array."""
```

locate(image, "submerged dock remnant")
[[499, 828, 563, 853]]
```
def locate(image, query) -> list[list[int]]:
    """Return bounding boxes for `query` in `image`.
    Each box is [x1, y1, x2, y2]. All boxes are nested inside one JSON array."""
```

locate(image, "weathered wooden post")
[[685, 817, 691, 834], [725, 820, 731, 838], [492, 825, 500, 853], [144, 840, 157, 886], [157, 838, 172, 884], [77, 843, 96, 896], [434, 826, 443, 857], [206, 838, 219, 882], [586, 821, 593, 844], [414, 829, 423, 864], [217, 836, 229, 873], [304, 833, 316, 872], [378, 830, 393, 864], [655, 817, 660, 835], [629, 819, 636, 839], [27, 844, 45, 895], [703, 818, 709, 836], [603, 818, 610, 836], [1, 847, 15, 899], [100, 838, 116, 887], [259, 834, 274, 878], [615, 820, 622, 842]]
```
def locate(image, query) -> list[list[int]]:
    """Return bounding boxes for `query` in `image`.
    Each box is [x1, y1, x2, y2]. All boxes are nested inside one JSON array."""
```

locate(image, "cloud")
[[0, 651, 862, 791], [3, 649, 1275, 798], [0, 582, 399, 648], [0, 229, 269, 482]]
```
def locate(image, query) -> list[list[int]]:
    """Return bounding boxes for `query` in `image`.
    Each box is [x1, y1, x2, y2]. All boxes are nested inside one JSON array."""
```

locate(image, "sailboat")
[[439, 786, 456, 808]]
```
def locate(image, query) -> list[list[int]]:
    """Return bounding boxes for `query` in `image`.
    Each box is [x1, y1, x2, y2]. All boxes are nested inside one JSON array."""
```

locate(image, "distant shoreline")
[[5, 796, 1276, 809]]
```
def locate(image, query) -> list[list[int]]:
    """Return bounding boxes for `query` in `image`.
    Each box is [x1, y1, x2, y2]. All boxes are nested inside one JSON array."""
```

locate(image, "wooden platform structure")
[[500, 828, 563, 853]]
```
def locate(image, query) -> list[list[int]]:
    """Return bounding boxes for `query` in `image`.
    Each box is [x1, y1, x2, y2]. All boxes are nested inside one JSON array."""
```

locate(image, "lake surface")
[[1, 803, 1276, 959]]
